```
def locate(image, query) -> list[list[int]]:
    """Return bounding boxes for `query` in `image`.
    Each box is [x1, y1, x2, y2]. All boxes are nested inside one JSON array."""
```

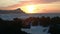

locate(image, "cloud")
[[0, 0, 22, 7], [0, 0, 60, 12], [0, 0, 60, 7], [41, 0, 60, 3]]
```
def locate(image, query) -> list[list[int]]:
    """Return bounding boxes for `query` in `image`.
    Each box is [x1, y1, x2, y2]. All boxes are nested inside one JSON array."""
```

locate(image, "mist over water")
[[0, 13, 60, 20]]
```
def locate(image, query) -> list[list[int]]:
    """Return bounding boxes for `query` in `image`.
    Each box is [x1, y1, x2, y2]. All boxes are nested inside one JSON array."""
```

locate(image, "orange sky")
[[0, 0, 60, 13]]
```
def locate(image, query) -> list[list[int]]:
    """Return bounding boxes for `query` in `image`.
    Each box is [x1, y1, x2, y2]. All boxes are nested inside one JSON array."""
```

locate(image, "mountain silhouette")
[[0, 8, 25, 14]]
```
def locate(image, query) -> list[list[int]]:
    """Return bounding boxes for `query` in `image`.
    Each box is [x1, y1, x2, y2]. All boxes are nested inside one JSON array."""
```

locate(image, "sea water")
[[22, 26, 50, 34]]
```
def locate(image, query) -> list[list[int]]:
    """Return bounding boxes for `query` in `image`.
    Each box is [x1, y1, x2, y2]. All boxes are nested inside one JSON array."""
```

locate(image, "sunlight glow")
[[20, 5, 36, 13], [26, 5, 35, 13], [20, 4, 50, 13]]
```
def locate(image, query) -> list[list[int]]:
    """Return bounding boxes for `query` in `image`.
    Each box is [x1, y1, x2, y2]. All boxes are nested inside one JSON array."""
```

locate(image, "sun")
[[20, 5, 36, 13], [26, 5, 35, 13], [20, 4, 45, 13]]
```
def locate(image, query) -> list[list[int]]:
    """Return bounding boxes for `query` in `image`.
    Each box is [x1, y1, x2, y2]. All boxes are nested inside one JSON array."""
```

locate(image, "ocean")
[[0, 13, 60, 20]]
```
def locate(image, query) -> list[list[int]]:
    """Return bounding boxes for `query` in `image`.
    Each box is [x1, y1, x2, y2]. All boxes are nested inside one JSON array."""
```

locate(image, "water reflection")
[[22, 26, 50, 34]]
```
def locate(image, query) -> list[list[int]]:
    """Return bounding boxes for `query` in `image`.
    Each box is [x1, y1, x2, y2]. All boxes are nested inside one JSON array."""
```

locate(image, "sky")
[[0, 0, 60, 13]]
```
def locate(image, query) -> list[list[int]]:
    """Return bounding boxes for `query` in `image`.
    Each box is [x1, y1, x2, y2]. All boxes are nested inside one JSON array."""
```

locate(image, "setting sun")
[[20, 5, 36, 13], [26, 5, 35, 13], [20, 4, 48, 13]]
